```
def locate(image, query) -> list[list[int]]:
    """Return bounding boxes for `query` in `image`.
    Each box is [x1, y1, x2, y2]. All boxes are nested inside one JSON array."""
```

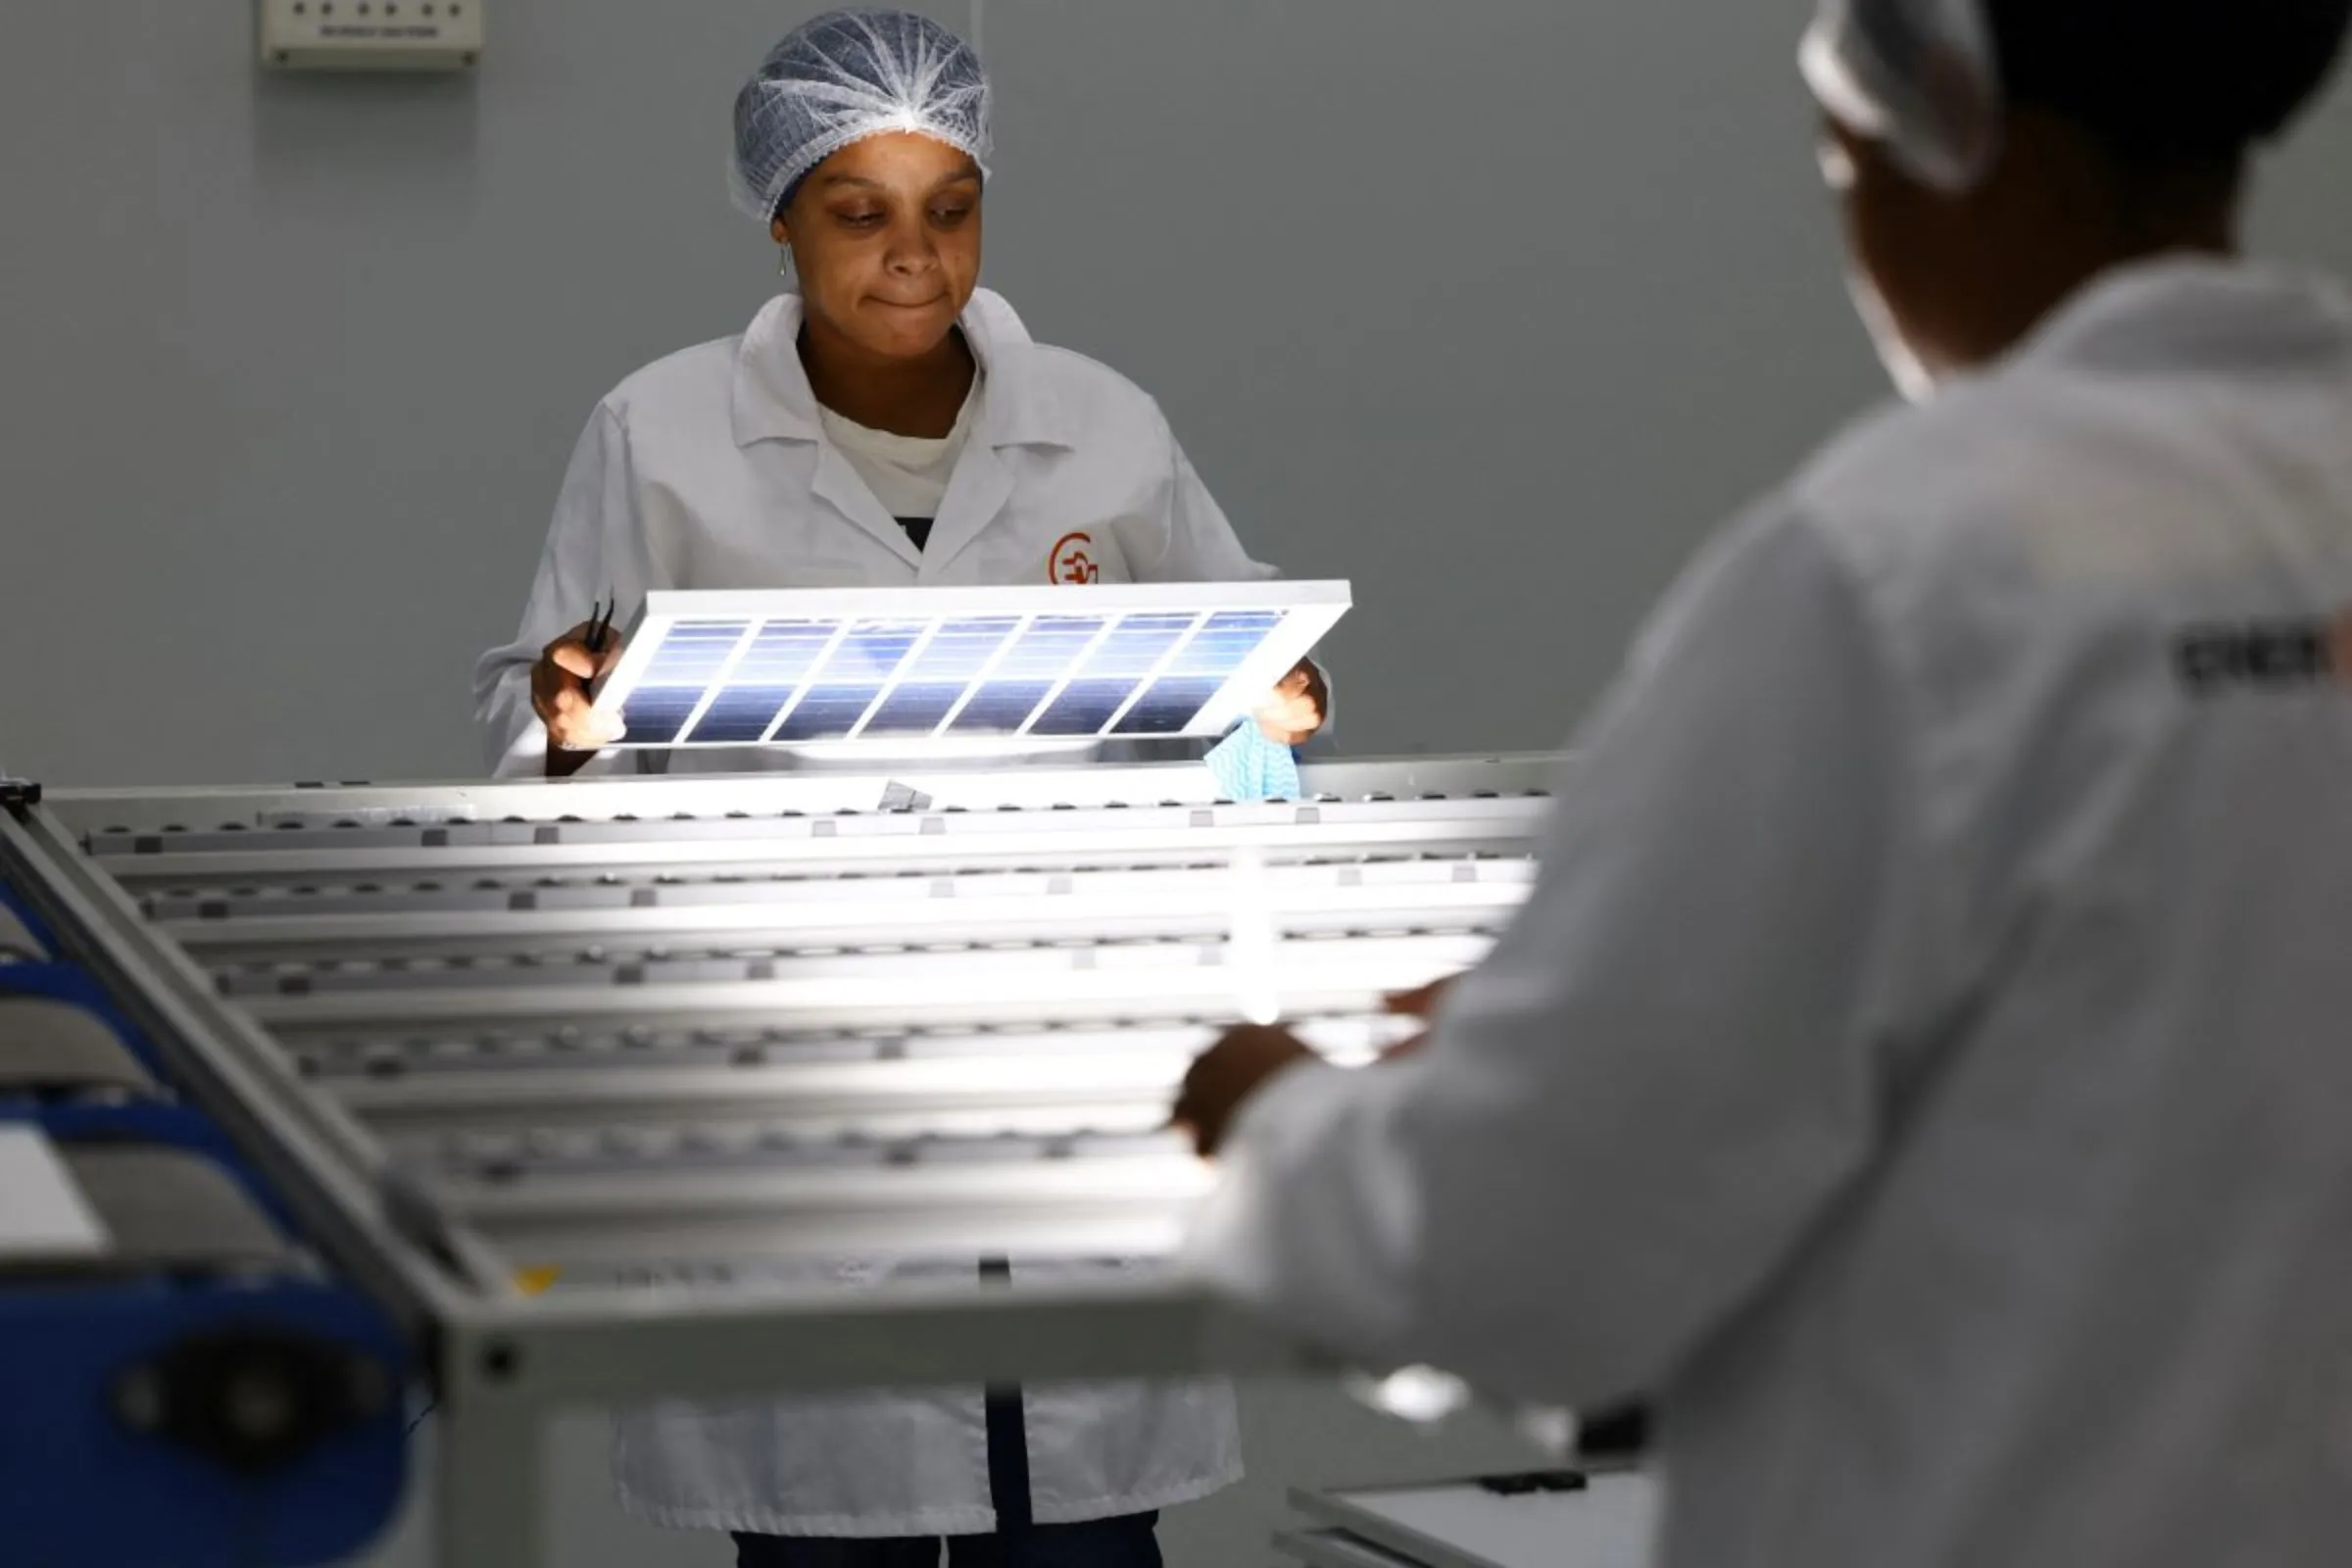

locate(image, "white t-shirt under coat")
[[817, 377, 982, 530]]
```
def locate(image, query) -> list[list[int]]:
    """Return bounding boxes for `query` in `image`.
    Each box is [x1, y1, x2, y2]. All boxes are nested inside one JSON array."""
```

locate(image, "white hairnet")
[[1800, 0, 2003, 192], [730, 9, 994, 224]]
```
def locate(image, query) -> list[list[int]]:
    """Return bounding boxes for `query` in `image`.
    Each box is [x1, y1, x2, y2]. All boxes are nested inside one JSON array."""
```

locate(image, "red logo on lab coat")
[[1049, 532, 1100, 585]]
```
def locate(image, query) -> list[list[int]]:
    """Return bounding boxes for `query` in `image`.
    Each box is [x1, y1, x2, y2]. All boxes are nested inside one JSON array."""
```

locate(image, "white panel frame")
[[589, 581, 1351, 752]]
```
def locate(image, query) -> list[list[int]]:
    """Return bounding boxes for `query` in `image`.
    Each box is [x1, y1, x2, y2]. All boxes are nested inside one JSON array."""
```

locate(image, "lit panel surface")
[[590, 582, 1348, 751]]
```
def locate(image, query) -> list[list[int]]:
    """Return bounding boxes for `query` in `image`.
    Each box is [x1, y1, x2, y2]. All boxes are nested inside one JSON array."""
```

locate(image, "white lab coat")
[[472, 287, 1276, 778], [1188, 260, 2352, 1568], [479, 290, 1249, 1535]]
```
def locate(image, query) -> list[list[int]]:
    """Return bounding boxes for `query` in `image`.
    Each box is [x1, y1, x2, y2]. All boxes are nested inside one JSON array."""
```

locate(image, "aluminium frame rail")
[[2, 754, 1563, 1565]]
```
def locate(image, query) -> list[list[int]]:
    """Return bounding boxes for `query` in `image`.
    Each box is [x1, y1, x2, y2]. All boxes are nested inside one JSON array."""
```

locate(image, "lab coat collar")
[[2015, 258, 2352, 379], [729, 288, 1079, 452]]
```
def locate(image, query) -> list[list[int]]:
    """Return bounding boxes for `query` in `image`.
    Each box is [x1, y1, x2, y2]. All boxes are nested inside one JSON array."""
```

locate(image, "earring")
[[778, 245, 796, 280]]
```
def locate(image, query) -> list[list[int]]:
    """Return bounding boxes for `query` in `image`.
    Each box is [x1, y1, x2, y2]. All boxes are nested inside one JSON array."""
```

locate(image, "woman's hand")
[[1172, 1024, 1321, 1157], [1376, 976, 1458, 1061], [1385, 977, 1454, 1019], [1174, 977, 1467, 1152], [531, 622, 627, 764], [1254, 660, 1329, 746]]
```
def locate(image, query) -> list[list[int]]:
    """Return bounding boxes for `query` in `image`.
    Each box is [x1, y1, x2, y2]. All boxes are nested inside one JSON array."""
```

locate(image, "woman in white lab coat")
[[471, 12, 1320, 1566], [472, 10, 1323, 783], [1177, 4, 2352, 1568]]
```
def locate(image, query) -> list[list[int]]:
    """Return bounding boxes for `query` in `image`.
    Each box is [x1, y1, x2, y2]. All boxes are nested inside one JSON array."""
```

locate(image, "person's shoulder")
[[1019, 340, 1150, 396], [594, 332, 743, 427], [1000, 338, 1170, 441], [1764, 347, 2255, 739], [1791, 383, 2021, 541], [1783, 363, 2155, 592]]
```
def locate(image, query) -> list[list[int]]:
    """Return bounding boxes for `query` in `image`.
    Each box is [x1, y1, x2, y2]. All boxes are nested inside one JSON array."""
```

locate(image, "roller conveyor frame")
[[0, 754, 1562, 1566]]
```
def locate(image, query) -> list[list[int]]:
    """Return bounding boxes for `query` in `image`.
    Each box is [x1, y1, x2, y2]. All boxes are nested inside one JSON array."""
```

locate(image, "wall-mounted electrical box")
[[258, 0, 484, 72]]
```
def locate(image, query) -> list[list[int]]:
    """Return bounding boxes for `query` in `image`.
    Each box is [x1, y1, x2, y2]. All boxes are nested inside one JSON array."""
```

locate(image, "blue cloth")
[[1205, 721, 1301, 803]]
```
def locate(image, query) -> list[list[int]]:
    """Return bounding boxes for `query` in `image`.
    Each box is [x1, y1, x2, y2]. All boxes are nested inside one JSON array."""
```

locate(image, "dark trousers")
[[733, 1512, 1162, 1567]]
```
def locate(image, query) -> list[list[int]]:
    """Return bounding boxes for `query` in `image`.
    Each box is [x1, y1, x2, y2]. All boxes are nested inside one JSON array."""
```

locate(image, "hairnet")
[[730, 9, 994, 225], [1800, 0, 2003, 192]]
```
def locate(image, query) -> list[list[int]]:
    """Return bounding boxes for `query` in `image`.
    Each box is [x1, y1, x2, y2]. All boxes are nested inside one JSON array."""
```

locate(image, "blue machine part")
[[0, 880, 415, 1568], [0, 1266, 411, 1568]]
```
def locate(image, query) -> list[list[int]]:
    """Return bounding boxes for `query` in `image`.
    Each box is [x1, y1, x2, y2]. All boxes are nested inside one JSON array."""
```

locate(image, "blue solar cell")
[[773, 687, 884, 741], [811, 621, 924, 685], [1168, 611, 1282, 674], [1107, 612, 1286, 735], [947, 682, 1056, 734], [897, 618, 1019, 681], [1085, 614, 1198, 675], [730, 621, 834, 685], [688, 687, 801, 744], [676, 620, 836, 744], [861, 683, 969, 735], [1030, 678, 1148, 736], [1111, 677, 1228, 736], [1018, 614, 1196, 735], [994, 617, 1107, 677], [640, 621, 749, 684], [617, 688, 705, 746], [925, 617, 1107, 735]]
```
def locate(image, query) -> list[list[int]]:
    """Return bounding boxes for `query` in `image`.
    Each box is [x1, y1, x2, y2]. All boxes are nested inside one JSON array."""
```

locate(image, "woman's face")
[[774, 132, 984, 362]]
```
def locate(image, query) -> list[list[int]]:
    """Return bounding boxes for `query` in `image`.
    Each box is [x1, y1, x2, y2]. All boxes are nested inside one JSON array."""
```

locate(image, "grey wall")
[[0, 0, 1890, 788], [8, 2, 2346, 789], [7, 2, 2352, 1564]]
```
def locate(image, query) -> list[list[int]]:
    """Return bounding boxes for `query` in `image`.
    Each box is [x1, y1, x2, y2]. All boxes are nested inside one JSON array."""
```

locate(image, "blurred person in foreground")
[[1176, 2, 2352, 1565]]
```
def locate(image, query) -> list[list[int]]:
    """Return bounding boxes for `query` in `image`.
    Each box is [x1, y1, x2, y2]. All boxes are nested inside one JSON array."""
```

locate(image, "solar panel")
[[589, 581, 1350, 753]]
